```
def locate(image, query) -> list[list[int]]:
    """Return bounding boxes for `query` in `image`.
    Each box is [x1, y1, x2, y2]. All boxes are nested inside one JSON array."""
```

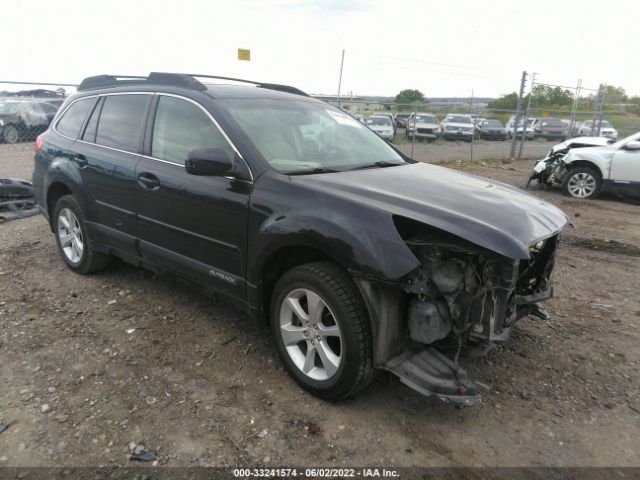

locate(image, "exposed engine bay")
[[377, 227, 559, 405]]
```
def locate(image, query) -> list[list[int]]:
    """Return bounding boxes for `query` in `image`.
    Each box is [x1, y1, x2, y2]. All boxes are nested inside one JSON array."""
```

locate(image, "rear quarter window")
[[56, 98, 96, 138], [95, 95, 150, 153]]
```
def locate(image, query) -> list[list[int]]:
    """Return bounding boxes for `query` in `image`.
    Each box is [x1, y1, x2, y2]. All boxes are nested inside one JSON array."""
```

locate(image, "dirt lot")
[[1, 143, 639, 468]]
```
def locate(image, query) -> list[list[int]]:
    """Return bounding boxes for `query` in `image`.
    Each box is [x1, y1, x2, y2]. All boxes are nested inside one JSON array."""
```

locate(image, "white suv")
[[440, 114, 474, 141], [577, 120, 618, 140], [531, 132, 640, 199]]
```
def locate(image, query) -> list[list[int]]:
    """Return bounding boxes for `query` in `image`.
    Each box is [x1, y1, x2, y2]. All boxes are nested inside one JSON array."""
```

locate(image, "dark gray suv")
[[33, 73, 568, 404]]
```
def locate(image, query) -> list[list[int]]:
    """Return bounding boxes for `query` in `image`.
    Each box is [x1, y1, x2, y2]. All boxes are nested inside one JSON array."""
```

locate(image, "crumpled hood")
[[550, 136, 612, 154], [292, 163, 569, 259]]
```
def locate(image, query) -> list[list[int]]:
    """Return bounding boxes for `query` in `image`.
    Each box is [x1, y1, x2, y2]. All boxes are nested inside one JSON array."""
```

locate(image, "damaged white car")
[[528, 133, 640, 199]]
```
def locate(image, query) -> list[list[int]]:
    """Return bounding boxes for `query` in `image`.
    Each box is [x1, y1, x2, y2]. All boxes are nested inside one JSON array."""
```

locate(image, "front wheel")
[[53, 195, 112, 273], [562, 167, 601, 199], [271, 262, 373, 400]]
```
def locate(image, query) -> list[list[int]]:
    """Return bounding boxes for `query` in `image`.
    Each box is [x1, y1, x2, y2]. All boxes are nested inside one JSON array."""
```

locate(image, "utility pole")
[[509, 71, 527, 162], [518, 72, 536, 160], [336, 49, 345, 109], [593, 84, 605, 136], [569, 78, 582, 138], [411, 102, 418, 158], [470, 89, 475, 162]]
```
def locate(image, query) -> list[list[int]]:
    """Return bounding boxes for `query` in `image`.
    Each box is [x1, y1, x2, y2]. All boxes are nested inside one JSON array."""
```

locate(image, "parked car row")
[[352, 110, 623, 145], [0, 97, 63, 144]]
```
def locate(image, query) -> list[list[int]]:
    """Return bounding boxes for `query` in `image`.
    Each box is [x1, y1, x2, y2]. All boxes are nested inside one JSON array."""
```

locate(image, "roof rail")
[[77, 73, 207, 91], [185, 74, 309, 97], [77, 72, 308, 97]]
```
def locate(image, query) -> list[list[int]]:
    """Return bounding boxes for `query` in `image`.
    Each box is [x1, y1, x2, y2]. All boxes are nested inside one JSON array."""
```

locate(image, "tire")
[[271, 261, 373, 400], [562, 167, 601, 199], [53, 195, 112, 273], [3, 125, 20, 144]]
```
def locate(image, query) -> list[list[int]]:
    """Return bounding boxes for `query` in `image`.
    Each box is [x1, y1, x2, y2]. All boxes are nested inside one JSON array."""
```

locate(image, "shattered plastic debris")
[[129, 451, 156, 462], [0, 420, 16, 435]]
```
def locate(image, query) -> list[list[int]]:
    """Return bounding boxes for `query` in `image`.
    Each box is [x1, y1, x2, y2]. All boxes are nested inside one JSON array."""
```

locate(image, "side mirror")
[[623, 140, 640, 151], [185, 148, 234, 176]]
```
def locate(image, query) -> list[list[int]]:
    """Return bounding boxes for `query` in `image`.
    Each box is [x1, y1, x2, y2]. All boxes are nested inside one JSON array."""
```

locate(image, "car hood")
[[550, 136, 612, 155], [291, 163, 569, 259], [414, 122, 438, 128], [444, 122, 473, 128]]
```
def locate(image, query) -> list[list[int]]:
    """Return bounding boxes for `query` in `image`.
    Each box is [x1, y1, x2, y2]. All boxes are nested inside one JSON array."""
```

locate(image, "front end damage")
[[358, 223, 560, 405], [527, 137, 613, 188]]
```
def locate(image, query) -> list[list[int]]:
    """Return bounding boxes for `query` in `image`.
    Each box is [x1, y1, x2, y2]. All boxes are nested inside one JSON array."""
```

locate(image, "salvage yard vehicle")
[[531, 117, 567, 141], [365, 115, 395, 141], [406, 112, 440, 142], [475, 119, 507, 140], [0, 99, 60, 143], [33, 73, 569, 404], [576, 119, 618, 140], [528, 133, 639, 199], [440, 114, 474, 141], [505, 116, 534, 140]]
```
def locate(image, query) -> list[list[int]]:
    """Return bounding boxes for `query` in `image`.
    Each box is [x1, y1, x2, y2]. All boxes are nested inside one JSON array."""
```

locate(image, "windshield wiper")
[[349, 161, 405, 171], [285, 167, 340, 176]]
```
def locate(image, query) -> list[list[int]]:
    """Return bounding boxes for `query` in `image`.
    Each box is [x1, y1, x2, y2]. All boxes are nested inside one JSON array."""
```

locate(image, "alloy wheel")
[[567, 172, 596, 198], [57, 208, 84, 263], [279, 288, 343, 381]]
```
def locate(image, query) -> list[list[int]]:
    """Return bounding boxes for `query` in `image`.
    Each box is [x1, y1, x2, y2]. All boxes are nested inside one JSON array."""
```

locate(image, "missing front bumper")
[[384, 346, 480, 405]]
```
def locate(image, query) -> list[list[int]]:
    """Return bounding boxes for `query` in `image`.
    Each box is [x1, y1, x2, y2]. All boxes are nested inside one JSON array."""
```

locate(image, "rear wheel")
[[53, 195, 112, 273], [271, 262, 373, 400], [562, 167, 601, 199], [3, 125, 19, 144]]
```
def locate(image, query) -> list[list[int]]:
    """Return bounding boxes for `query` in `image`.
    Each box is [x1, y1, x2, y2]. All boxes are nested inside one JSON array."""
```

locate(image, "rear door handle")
[[137, 172, 160, 191], [72, 153, 87, 166]]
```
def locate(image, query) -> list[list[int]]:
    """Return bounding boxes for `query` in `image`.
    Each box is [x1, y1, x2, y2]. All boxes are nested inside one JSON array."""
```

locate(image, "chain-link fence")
[[0, 82, 74, 145], [2, 78, 639, 166], [321, 97, 640, 163]]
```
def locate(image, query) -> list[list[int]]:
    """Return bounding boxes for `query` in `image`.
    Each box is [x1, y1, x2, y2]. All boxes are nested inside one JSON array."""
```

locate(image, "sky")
[[3, 0, 639, 99]]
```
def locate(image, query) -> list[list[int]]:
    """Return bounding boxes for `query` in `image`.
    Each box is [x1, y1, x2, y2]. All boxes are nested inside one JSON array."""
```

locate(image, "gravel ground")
[[1, 143, 639, 468]]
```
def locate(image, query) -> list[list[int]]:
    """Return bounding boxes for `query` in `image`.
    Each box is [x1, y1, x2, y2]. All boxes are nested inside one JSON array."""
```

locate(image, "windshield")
[[414, 115, 437, 124], [483, 120, 502, 127], [366, 116, 392, 126], [540, 119, 564, 127], [446, 115, 471, 124], [611, 132, 640, 150], [221, 99, 405, 173], [0, 103, 22, 114]]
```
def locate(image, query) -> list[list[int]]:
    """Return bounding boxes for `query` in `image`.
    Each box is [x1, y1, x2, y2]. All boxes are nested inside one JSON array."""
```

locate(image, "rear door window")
[[151, 95, 233, 165], [56, 98, 95, 138], [96, 95, 150, 153]]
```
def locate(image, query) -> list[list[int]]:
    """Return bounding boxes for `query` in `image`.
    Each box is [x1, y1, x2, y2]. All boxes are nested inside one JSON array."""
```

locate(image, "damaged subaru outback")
[[33, 73, 569, 404]]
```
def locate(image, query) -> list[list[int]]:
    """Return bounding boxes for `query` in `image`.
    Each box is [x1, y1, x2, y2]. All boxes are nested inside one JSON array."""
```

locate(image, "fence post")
[[569, 78, 582, 138], [518, 72, 536, 160], [509, 71, 527, 162], [593, 84, 604, 136]]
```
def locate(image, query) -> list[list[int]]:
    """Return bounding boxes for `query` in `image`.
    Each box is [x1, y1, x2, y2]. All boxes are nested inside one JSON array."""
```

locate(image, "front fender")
[[246, 173, 422, 286], [252, 209, 421, 284]]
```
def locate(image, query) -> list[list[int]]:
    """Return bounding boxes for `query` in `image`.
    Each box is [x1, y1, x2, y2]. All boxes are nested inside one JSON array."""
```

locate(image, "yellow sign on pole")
[[237, 49, 251, 61]]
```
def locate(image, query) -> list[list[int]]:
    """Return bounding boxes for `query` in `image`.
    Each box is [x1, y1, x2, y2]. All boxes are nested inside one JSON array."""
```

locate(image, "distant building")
[[311, 95, 386, 113]]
